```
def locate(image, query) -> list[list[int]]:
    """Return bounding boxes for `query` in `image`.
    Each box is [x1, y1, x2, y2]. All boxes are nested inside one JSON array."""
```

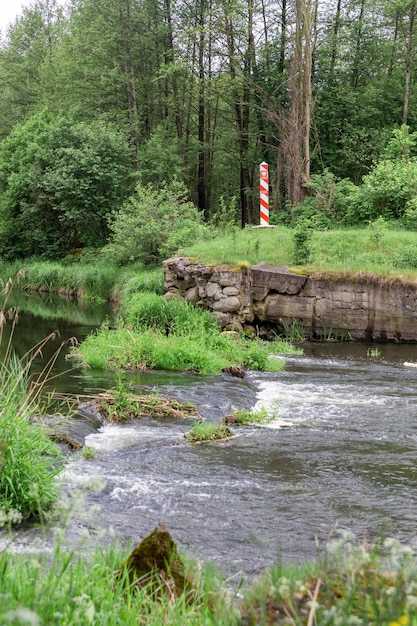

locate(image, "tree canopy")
[[1, 0, 417, 259]]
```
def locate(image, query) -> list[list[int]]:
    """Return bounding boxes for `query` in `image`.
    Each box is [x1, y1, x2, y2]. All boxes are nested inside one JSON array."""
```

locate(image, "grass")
[[2, 530, 417, 625], [221, 406, 273, 426], [180, 225, 417, 281], [239, 531, 417, 625], [184, 422, 234, 443], [96, 379, 201, 422], [0, 542, 236, 626], [0, 280, 64, 523], [1, 257, 164, 303], [72, 291, 299, 374]]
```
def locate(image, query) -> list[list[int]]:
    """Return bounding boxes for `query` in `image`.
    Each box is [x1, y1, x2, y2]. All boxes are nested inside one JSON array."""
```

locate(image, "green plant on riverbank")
[[2, 530, 417, 625], [0, 542, 235, 626], [73, 292, 298, 374], [240, 531, 417, 625], [0, 285, 63, 523]]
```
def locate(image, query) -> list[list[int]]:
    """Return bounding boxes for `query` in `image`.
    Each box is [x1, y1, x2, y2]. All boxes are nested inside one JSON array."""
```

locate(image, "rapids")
[[2, 294, 417, 577]]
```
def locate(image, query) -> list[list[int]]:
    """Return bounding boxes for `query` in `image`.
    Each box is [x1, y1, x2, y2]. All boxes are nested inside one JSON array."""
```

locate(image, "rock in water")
[[117, 523, 191, 598]]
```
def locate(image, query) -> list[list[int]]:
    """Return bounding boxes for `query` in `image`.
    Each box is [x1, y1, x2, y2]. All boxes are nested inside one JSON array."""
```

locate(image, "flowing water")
[[3, 293, 417, 578]]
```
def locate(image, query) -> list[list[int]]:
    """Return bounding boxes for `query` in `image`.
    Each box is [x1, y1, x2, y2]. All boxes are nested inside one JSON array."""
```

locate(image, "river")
[[2, 293, 417, 579]]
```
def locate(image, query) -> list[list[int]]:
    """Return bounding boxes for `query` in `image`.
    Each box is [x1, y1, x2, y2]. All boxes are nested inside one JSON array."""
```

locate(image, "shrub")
[[292, 222, 313, 264], [0, 111, 134, 259], [104, 180, 208, 265]]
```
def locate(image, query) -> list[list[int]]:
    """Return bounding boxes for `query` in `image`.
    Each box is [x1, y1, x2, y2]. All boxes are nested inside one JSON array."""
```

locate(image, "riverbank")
[[2, 527, 416, 625]]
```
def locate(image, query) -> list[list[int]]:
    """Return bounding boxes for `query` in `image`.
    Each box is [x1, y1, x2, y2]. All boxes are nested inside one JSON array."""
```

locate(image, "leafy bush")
[[0, 111, 134, 259], [292, 222, 313, 264], [346, 159, 417, 224], [303, 168, 356, 223], [104, 180, 208, 265], [289, 199, 332, 230], [346, 127, 417, 225]]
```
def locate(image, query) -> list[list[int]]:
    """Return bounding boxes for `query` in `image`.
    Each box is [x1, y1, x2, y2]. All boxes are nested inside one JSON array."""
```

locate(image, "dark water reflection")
[[3, 294, 417, 577]]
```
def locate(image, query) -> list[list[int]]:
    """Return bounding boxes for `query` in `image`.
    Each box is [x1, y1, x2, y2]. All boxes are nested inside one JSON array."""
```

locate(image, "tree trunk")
[[329, 0, 342, 76], [402, 2, 417, 125]]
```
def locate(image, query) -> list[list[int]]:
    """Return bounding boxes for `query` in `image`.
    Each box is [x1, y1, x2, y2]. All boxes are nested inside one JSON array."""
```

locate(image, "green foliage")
[[392, 246, 417, 269], [302, 169, 357, 224], [137, 124, 183, 185], [223, 406, 271, 426], [292, 222, 313, 265], [368, 216, 388, 248], [74, 289, 297, 375], [21, 259, 119, 301], [344, 128, 417, 225], [241, 532, 417, 626], [0, 543, 234, 625], [288, 199, 333, 230], [104, 180, 208, 265], [382, 125, 417, 162], [0, 111, 134, 259], [122, 292, 217, 337], [0, 293, 63, 522], [184, 422, 233, 443]]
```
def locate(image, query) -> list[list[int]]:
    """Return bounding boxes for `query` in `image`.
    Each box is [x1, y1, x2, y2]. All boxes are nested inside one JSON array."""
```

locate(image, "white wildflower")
[[3, 608, 41, 625]]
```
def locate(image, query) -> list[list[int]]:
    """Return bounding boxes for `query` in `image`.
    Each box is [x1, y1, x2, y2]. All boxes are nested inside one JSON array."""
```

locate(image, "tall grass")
[[2, 528, 417, 625], [0, 544, 235, 626], [0, 280, 63, 523], [74, 293, 298, 374]]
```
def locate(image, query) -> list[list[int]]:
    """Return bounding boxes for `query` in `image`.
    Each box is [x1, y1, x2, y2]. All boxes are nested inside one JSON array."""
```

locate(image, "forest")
[[1, 0, 417, 260]]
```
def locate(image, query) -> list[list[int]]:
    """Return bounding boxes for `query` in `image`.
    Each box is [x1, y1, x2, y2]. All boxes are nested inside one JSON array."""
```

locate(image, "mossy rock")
[[117, 523, 193, 598]]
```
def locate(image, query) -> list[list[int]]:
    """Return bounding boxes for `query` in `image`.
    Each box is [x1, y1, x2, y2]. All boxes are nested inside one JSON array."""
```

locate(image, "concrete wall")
[[163, 257, 417, 342]]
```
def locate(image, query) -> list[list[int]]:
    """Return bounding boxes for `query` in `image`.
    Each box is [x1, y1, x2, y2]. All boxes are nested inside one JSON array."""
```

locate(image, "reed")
[[0, 280, 63, 523]]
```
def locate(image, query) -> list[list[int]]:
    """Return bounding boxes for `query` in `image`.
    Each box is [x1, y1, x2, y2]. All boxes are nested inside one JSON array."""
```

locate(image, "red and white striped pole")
[[260, 161, 269, 226]]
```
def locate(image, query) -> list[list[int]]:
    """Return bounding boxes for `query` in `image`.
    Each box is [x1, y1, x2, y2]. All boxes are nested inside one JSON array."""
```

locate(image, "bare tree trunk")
[[223, 1, 255, 227], [120, 0, 140, 168], [197, 0, 208, 217], [352, 0, 366, 88], [164, 0, 183, 145], [403, 2, 417, 125], [329, 0, 341, 76], [279, 0, 287, 75], [388, 8, 400, 78], [277, 0, 313, 207]]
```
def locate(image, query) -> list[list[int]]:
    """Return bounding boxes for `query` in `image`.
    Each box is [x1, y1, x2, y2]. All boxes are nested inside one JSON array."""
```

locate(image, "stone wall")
[[163, 257, 417, 342]]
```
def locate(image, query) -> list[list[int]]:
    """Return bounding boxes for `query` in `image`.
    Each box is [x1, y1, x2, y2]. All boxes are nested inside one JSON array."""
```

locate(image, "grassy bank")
[[2, 531, 417, 625], [180, 225, 417, 280], [1, 258, 164, 302]]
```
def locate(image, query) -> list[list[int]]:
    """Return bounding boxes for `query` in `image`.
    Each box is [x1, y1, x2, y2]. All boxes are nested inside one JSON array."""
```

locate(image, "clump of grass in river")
[[221, 406, 272, 426], [73, 322, 293, 374], [97, 377, 200, 422], [184, 422, 234, 443]]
